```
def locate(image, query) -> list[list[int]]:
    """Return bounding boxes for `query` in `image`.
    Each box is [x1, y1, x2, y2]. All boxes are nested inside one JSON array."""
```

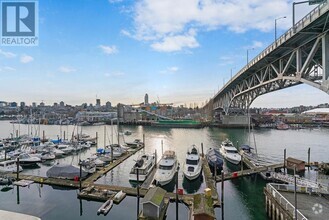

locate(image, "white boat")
[[183, 145, 202, 180], [52, 148, 65, 158], [57, 144, 74, 155], [0, 160, 23, 173], [81, 159, 96, 173], [17, 153, 42, 167], [129, 154, 156, 182], [124, 130, 132, 135], [220, 139, 241, 165], [125, 139, 143, 148], [40, 152, 56, 160], [106, 144, 127, 158], [154, 150, 178, 186], [97, 199, 113, 215]]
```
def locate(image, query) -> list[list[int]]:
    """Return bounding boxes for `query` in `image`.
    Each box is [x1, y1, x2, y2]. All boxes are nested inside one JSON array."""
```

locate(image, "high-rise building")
[[20, 102, 25, 108], [32, 102, 37, 108], [144, 93, 149, 105], [106, 101, 112, 108], [60, 101, 65, 107], [96, 99, 101, 107]]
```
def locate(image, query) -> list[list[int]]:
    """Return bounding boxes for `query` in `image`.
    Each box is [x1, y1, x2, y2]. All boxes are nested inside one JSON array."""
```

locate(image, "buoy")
[[74, 176, 79, 181]]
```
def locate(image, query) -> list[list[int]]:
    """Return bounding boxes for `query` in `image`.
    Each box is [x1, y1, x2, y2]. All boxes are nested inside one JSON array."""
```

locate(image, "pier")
[[264, 183, 329, 220]]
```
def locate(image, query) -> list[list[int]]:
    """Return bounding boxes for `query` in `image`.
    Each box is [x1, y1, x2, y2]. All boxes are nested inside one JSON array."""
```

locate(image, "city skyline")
[[1, 0, 329, 108]]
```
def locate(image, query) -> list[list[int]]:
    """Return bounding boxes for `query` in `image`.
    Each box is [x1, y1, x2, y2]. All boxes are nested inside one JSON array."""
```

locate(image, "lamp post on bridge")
[[230, 67, 236, 82], [247, 48, 254, 65], [292, 0, 326, 33], [275, 16, 286, 46]]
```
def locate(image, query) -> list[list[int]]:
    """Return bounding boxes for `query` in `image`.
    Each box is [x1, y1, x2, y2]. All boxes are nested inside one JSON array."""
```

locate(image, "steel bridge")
[[212, 0, 329, 114]]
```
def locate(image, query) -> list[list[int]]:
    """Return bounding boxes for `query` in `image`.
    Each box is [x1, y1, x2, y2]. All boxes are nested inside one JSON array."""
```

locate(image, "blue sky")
[[1, 0, 329, 108]]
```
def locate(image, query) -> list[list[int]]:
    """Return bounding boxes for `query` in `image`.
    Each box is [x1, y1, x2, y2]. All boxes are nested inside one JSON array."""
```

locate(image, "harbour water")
[[1, 121, 329, 220]]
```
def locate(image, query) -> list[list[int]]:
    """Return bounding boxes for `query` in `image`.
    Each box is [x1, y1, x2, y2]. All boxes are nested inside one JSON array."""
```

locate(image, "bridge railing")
[[266, 183, 308, 220], [216, 0, 329, 98]]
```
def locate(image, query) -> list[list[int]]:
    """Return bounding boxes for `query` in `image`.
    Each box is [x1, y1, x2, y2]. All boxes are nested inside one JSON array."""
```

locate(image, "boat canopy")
[[46, 164, 88, 179]]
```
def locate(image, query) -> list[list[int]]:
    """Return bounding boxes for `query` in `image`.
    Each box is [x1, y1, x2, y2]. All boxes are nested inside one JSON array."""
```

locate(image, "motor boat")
[[52, 148, 65, 158], [46, 164, 88, 180], [0, 160, 23, 173], [17, 153, 41, 167], [129, 153, 156, 182], [80, 159, 96, 174], [106, 144, 127, 158], [40, 152, 56, 161], [57, 144, 74, 155], [125, 139, 144, 148], [206, 148, 224, 171], [154, 150, 178, 186], [124, 130, 132, 135], [183, 145, 202, 180], [220, 139, 241, 165]]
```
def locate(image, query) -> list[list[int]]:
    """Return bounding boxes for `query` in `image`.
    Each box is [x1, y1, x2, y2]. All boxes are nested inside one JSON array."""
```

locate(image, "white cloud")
[[20, 54, 34, 63], [125, 0, 297, 52], [160, 66, 180, 74], [99, 45, 118, 54], [59, 66, 77, 73], [0, 49, 16, 58], [151, 31, 199, 52], [3, 66, 16, 71], [104, 72, 125, 77]]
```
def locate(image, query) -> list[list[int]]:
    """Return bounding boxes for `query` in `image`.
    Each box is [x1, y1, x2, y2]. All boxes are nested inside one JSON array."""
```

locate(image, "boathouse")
[[141, 187, 166, 219], [286, 157, 305, 172]]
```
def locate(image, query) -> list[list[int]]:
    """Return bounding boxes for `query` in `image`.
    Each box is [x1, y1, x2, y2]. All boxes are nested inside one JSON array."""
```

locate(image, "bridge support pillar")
[[322, 34, 329, 93]]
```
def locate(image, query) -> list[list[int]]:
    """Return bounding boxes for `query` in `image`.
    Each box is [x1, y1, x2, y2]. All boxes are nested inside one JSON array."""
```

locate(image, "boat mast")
[[117, 118, 120, 145], [104, 125, 106, 148], [111, 119, 114, 145]]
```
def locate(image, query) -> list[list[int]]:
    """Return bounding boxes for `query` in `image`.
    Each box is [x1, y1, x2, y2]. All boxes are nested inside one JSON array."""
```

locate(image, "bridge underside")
[[213, 3, 329, 114]]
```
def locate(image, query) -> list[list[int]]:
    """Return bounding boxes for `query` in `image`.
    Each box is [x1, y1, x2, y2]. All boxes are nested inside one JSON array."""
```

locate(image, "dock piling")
[[241, 154, 243, 172], [4, 150, 7, 161], [221, 170, 224, 220], [294, 165, 297, 220], [16, 158, 20, 180], [155, 149, 157, 168], [96, 132, 98, 150], [201, 143, 204, 158], [176, 170, 179, 220], [63, 131, 66, 141], [161, 140, 163, 155], [79, 160, 82, 192], [137, 168, 140, 218], [307, 147, 311, 170], [42, 130, 45, 143], [143, 133, 145, 150], [283, 149, 286, 175]]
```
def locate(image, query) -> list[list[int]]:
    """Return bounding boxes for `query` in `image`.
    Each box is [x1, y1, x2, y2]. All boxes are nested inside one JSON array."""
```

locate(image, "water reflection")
[[182, 174, 203, 194]]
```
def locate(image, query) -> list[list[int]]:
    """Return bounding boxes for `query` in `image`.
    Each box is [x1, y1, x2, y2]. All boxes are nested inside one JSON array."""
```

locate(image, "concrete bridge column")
[[322, 33, 329, 93]]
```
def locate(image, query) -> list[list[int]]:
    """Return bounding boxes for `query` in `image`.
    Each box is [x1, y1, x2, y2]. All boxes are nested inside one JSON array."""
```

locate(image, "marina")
[[0, 121, 329, 220]]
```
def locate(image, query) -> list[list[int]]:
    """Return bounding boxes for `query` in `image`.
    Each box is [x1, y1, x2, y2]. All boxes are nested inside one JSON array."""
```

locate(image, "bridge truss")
[[213, 1, 329, 114]]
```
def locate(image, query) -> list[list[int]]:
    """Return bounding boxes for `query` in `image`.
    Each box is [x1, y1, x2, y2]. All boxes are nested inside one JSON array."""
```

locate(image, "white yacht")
[[52, 148, 65, 158], [17, 153, 42, 167], [154, 150, 178, 186], [183, 145, 202, 180], [129, 153, 156, 182], [220, 139, 241, 165], [57, 144, 74, 155], [125, 139, 144, 148], [0, 160, 23, 173]]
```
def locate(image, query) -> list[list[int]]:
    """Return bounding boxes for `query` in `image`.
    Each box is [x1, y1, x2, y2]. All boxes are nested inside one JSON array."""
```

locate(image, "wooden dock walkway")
[[84, 146, 144, 185], [140, 167, 156, 189], [201, 157, 220, 207], [214, 162, 284, 182]]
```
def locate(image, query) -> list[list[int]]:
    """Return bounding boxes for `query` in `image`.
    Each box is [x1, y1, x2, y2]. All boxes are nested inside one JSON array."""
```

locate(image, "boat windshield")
[[227, 150, 238, 153], [159, 165, 173, 170], [186, 159, 198, 165]]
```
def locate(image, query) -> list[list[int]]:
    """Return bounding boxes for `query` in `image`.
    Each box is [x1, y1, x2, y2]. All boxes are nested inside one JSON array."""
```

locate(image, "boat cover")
[[46, 164, 88, 179]]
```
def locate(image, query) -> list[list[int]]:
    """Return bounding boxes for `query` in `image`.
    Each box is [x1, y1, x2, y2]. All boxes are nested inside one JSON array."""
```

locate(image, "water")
[[1, 121, 329, 220]]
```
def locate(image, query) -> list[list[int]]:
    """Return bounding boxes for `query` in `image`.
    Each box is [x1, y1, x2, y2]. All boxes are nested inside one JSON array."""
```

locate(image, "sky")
[[1, 0, 329, 108]]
